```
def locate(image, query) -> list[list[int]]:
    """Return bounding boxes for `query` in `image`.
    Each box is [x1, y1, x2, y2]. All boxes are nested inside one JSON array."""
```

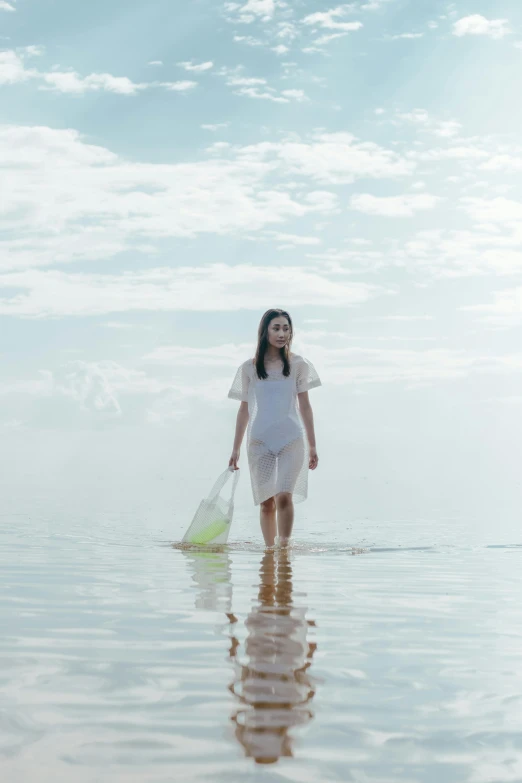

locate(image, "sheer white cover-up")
[[228, 354, 321, 506]]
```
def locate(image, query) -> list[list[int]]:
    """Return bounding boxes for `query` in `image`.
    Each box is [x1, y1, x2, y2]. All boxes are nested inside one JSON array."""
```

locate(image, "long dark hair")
[[254, 309, 293, 380]]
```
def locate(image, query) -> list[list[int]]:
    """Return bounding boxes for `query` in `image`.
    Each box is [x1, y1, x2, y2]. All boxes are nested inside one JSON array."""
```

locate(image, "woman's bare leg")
[[260, 497, 277, 547], [275, 492, 294, 546]]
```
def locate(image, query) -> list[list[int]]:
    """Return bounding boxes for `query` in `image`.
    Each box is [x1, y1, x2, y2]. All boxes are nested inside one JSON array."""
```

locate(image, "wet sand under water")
[[1, 514, 521, 782]]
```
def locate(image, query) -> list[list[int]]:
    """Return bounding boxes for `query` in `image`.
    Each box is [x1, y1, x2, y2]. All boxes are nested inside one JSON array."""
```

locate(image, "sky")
[[1, 0, 522, 532]]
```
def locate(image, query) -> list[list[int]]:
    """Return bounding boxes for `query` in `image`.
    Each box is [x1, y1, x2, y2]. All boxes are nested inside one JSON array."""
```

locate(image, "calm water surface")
[[1, 511, 521, 783]]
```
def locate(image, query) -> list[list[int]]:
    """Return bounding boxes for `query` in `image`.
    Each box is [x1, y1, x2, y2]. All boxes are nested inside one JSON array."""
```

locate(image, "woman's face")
[[267, 316, 291, 349]]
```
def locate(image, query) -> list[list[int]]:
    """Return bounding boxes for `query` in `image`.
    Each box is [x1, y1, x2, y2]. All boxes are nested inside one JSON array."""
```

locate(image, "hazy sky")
[[1, 0, 521, 531]]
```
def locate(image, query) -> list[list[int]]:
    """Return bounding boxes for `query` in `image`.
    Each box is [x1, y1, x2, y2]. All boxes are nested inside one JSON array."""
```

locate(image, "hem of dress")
[[297, 379, 322, 393], [253, 492, 307, 507]]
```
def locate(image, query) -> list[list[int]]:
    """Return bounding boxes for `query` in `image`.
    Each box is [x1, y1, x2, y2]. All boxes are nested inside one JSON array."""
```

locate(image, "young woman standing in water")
[[228, 309, 321, 548]]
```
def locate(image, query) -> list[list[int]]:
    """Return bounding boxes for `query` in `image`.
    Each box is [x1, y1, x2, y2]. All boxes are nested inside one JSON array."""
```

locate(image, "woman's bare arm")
[[229, 401, 249, 469], [298, 391, 318, 470]]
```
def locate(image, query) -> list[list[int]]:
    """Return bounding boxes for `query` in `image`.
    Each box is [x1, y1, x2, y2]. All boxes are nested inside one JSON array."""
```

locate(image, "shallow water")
[[1, 512, 521, 783]]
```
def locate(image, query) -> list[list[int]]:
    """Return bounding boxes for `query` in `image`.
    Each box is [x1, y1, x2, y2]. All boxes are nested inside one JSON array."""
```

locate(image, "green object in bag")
[[188, 518, 229, 545], [181, 468, 240, 547]]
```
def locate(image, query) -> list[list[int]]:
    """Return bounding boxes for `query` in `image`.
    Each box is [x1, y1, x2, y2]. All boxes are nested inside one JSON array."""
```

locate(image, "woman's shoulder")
[[239, 357, 255, 372]]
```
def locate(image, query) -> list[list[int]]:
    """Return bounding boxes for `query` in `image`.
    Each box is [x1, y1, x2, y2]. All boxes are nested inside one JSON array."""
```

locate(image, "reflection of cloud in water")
[[227, 550, 317, 765], [181, 549, 233, 613]]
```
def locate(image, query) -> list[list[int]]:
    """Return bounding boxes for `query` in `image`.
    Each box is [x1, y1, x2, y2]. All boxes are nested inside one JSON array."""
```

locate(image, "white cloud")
[[226, 0, 280, 24], [147, 60, 163, 66], [376, 315, 433, 321], [433, 120, 462, 138], [24, 45, 45, 57], [178, 61, 214, 72], [304, 344, 522, 386], [1, 419, 24, 430], [160, 80, 198, 92], [461, 197, 522, 225], [219, 66, 305, 102], [313, 188, 522, 277], [0, 1, 15, 10], [234, 87, 289, 103], [272, 232, 321, 245], [0, 359, 222, 419], [461, 287, 522, 327], [54, 361, 125, 415], [144, 343, 252, 367], [0, 50, 35, 84], [276, 22, 298, 40], [303, 7, 363, 33], [479, 154, 522, 172], [360, 0, 393, 9], [0, 48, 196, 94], [389, 32, 424, 40], [486, 396, 522, 404], [398, 194, 522, 276], [397, 109, 430, 124], [41, 71, 146, 95], [233, 35, 263, 46], [226, 2, 361, 52], [350, 192, 440, 217], [0, 126, 333, 260], [280, 88, 307, 101], [238, 132, 415, 184], [201, 123, 229, 131], [409, 145, 489, 162], [393, 110, 462, 139], [0, 372, 52, 397], [0, 125, 425, 280], [145, 394, 188, 424], [243, 0, 275, 14], [227, 75, 267, 86], [0, 265, 385, 318], [104, 321, 134, 329], [314, 32, 348, 45], [453, 15, 511, 40]]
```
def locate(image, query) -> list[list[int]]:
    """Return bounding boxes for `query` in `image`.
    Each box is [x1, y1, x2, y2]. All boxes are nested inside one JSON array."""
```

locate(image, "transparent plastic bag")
[[182, 467, 240, 546]]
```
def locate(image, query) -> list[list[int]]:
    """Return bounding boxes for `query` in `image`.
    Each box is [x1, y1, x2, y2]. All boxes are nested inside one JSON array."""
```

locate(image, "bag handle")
[[227, 468, 240, 517], [207, 467, 240, 505]]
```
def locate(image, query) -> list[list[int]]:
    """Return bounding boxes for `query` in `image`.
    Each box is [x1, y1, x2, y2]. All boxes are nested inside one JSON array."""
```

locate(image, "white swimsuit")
[[228, 354, 321, 506]]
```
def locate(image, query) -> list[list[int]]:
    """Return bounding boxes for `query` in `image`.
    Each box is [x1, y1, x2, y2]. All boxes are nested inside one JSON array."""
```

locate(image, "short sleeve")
[[296, 357, 322, 394], [228, 361, 251, 402]]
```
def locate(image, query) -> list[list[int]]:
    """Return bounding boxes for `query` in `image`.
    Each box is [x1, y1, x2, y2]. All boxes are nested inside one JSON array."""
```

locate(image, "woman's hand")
[[229, 449, 240, 470], [309, 446, 319, 470]]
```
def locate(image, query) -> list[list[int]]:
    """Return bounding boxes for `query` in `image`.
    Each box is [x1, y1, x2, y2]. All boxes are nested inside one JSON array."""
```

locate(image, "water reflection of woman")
[[227, 550, 317, 765]]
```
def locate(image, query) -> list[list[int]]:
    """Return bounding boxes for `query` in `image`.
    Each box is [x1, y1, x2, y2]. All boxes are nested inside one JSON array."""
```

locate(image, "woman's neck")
[[265, 345, 282, 361]]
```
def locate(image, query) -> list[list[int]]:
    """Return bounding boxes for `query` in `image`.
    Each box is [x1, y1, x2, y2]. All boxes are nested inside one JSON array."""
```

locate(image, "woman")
[[228, 308, 321, 547]]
